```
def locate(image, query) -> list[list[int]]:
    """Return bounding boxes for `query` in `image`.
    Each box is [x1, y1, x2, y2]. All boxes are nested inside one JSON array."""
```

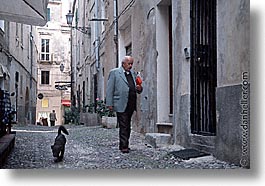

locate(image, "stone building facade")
[[1, 1, 48, 125], [71, 0, 250, 167], [70, 0, 107, 110], [0, 20, 39, 125], [36, 0, 72, 126]]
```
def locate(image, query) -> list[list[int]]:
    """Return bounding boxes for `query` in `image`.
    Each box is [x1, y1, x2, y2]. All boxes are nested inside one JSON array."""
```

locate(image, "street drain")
[[168, 149, 210, 160]]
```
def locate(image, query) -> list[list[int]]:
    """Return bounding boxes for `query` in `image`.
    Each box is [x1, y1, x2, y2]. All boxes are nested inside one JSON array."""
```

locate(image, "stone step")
[[156, 122, 173, 126], [0, 133, 16, 168], [145, 133, 172, 148], [156, 122, 173, 134]]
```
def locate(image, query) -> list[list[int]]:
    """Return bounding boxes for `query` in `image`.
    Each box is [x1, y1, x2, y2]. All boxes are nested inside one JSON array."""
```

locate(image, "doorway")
[[190, 0, 217, 135]]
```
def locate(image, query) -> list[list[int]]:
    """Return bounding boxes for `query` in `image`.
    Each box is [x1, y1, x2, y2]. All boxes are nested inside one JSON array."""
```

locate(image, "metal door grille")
[[190, 0, 217, 135]]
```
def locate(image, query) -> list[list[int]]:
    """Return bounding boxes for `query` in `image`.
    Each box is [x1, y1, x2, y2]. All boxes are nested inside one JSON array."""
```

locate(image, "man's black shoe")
[[121, 148, 129, 153], [119, 147, 131, 150]]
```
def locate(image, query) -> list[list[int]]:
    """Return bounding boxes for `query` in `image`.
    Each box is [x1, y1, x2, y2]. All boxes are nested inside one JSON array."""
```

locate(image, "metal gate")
[[190, 0, 217, 135]]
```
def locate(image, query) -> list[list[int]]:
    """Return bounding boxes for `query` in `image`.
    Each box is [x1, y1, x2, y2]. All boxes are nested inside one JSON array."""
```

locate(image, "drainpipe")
[[70, 26, 74, 107], [114, 0, 119, 67], [95, 0, 100, 71], [70, 0, 76, 108], [95, 0, 104, 99], [29, 25, 33, 125]]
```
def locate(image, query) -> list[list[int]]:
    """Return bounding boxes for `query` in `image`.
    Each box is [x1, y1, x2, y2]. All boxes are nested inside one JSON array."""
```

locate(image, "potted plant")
[[79, 102, 99, 126], [96, 99, 117, 129]]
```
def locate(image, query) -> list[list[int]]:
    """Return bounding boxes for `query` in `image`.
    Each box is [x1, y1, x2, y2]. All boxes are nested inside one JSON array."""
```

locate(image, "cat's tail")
[[58, 125, 69, 135]]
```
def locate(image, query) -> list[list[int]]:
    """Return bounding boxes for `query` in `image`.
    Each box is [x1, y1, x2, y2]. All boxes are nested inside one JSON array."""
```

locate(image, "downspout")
[[114, 0, 119, 67], [70, 25, 74, 107], [72, 0, 77, 15], [29, 25, 33, 125], [70, 0, 76, 108], [95, 0, 100, 71], [95, 0, 104, 100]]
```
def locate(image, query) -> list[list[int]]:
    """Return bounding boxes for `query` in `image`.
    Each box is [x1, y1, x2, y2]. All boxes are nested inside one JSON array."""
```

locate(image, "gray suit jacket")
[[106, 67, 141, 112]]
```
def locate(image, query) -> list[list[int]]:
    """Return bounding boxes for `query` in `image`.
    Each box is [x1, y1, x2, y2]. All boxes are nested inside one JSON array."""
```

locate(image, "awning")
[[0, 64, 10, 79], [0, 0, 48, 26], [61, 100, 71, 107]]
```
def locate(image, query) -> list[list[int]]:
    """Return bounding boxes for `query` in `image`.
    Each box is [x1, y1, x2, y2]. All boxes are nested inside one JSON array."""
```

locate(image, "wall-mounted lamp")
[[66, 10, 108, 35], [66, 10, 91, 35], [59, 63, 70, 75], [184, 47, 190, 59], [66, 10, 74, 26], [66, 11, 109, 35]]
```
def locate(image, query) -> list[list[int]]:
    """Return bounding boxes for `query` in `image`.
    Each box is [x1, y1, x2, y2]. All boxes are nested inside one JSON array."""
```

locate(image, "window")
[[16, 23, 19, 39], [41, 39, 50, 61], [15, 72, 19, 82], [0, 20, 4, 32], [20, 75, 23, 94], [41, 71, 50, 85], [126, 44, 132, 56]]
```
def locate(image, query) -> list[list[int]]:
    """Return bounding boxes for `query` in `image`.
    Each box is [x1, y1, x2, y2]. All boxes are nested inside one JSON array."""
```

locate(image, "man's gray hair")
[[122, 56, 133, 64]]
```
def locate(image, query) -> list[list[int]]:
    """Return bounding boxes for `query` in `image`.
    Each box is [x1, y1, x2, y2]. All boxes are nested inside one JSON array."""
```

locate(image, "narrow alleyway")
[[2, 125, 240, 169]]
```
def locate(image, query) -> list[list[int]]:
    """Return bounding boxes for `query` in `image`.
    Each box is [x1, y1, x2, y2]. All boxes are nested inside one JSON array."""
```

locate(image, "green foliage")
[[83, 102, 95, 113], [95, 99, 115, 118], [83, 99, 115, 118], [64, 107, 80, 124], [87, 102, 96, 113]]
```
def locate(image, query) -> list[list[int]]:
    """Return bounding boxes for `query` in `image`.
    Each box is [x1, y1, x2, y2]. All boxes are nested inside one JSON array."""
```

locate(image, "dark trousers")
[[50, 120, 55, 126], [117, 107, 134, 150]]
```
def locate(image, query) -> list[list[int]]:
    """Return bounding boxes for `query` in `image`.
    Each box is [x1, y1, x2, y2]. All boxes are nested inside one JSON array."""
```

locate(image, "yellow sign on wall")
[[42, 98, 49, 108]]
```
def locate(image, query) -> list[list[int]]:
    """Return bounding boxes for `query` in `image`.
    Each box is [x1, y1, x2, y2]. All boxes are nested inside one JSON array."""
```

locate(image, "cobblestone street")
[[2, 125, 240, 169]]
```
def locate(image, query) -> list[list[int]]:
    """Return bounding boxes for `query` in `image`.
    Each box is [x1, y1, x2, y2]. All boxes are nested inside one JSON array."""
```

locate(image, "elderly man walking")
[[106, 56, 143, 153]]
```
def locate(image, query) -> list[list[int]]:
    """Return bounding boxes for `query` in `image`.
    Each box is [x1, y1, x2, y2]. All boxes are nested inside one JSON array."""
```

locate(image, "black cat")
[[51, 125, 69, 162]]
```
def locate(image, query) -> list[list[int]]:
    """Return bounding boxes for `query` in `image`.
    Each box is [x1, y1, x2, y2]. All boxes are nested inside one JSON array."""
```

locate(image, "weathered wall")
[[0, 26, 9, 90], [102, 0, 250, 167], [172, 0, 250, 167], [6, 23, 38, 125], [215, 0, 250, 167], [172, 0, 217, 152], [131, 1, 158, 133], [103, 0, 117, 99], [172, 0, 192, 147], [103, 0, 159, 133], [217, 0, 250, 87]]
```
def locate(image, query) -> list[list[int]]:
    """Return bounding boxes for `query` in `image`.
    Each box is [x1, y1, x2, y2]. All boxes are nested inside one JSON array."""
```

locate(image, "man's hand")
[[136, 85, 143, 92]]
